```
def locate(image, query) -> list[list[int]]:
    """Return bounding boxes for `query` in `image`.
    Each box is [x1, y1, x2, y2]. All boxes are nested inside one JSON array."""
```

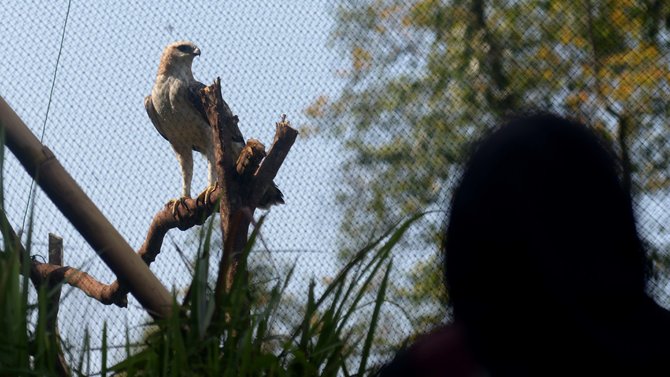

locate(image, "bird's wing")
[[188, 81, 209, 125], [144, 95, 169, 141]]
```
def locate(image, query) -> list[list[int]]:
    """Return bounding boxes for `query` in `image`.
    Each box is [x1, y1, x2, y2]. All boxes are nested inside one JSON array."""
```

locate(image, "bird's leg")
[[178, 149, 194, 199], [206, 149, 217, 187], [195, 150, 219, 206], [169, 149, 194, 217]]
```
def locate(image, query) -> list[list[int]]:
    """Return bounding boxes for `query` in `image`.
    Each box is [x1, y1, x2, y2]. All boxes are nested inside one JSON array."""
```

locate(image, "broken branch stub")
[[248, 116, 298, 208]]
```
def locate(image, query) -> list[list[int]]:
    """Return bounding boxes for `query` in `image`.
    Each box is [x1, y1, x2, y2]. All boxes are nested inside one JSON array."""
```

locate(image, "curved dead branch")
[[107, 188, 223, 303], [2, 188, 223, 308]]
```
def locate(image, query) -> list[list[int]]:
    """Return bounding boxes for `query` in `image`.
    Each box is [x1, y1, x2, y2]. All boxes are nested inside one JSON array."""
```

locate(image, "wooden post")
[[47, 233, 70, 377], [47, 234, 63, 331]]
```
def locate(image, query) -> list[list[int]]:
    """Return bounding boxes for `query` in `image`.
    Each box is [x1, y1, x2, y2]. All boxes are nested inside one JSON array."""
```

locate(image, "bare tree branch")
[[1, 207, 127, 307], [200, 78, 248, 312], [196, 80, 297, 329], [0, 189, 223, 308], [107, 188, 223, 303], [249, 116, 298, 208]]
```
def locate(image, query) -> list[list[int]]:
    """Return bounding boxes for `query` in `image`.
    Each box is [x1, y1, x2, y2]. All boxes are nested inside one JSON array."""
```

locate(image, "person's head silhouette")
[[444, 113, 668, 375]]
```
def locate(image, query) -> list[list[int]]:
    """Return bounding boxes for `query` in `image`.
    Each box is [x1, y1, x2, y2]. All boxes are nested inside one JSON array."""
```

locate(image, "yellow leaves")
[[643, 170, 670, 191], [607, 1, 643, 37], [577, 91, 590, 103], [400, 3, 416, 27], [611, 8, 628, 29], [535, 45, 562, 67], [649, 67, 667, 82], [626, 15, 643, 37], [611, 77, 635, 102], [606, 44, 660, 66], [408, 0, 442, 27], [305, 95, 329, 119], [529, 46, 563, 83], [352, 46, 372, 72], [376, 3, 403, 33], [379, 4, 402, 20], [572, 36, 588, 49], [537, 45, 551, 60], [638, 45, 661, 61], [600, 44, 670, 102], [302, 95, 331, 137], [549, 1, 569, 14], [558, 25, 587, 48], [616, 0, 636, 7], [565, 91, 591, 109]]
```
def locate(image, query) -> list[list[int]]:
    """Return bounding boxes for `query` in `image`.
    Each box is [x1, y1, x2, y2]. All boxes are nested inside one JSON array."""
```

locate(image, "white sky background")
[[0, 0, 355, 369]]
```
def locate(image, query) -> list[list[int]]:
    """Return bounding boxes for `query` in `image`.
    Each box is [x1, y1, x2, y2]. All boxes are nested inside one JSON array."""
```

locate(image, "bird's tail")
[[258, 183, 284, 209]]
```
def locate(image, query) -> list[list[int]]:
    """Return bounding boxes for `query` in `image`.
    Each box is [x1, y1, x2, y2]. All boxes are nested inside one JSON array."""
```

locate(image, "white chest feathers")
[[151, 75, 210, 149]]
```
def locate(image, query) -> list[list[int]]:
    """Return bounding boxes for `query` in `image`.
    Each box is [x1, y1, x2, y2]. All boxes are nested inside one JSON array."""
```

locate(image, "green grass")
[[0, 201, 422, 376], [0, 232, 67, 376]]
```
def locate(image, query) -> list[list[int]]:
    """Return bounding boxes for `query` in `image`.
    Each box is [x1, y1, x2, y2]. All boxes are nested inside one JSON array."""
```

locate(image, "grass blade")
[[358, 260, 392, 375]]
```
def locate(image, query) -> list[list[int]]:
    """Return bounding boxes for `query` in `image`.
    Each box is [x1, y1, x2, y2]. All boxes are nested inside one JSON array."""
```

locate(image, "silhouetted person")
[[380, 113, 670, 376]]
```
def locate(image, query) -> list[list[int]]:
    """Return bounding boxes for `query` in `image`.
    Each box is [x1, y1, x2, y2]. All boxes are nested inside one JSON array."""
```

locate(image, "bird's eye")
[[176, 45, 192, 53]]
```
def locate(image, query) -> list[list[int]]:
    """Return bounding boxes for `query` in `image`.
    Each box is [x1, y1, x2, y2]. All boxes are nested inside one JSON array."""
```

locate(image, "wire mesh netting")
[[1, 0, 670, 373]]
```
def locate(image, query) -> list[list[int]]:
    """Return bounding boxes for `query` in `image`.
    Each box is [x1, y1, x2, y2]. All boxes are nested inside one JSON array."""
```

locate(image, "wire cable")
[[20, 0, 73, 234]]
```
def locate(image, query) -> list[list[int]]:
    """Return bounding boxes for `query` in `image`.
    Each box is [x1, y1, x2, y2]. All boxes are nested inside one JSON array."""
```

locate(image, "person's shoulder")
[[378, 323, 486, 377]]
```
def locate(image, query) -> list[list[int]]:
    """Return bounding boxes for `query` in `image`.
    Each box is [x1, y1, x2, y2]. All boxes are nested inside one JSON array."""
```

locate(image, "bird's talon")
[[198, 183, 219, 206], [181, 197, 191, 214], [168, 197, 190, 218]]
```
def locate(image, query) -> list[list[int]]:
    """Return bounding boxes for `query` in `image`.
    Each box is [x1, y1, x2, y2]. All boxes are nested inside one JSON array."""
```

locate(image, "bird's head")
[[158, 41, 201, 75], [165, 40, 201, 60]]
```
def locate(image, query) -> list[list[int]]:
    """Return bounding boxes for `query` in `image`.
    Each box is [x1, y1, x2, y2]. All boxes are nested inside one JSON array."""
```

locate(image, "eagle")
[[145, 41, 283, 210]]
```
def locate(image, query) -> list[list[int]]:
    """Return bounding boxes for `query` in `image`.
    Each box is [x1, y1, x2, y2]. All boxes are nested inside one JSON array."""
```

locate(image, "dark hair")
[[443, 113, 649, 374]]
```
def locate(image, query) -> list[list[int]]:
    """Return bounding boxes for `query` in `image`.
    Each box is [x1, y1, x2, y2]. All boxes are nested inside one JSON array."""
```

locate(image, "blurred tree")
[[307, 0, 670, 325]]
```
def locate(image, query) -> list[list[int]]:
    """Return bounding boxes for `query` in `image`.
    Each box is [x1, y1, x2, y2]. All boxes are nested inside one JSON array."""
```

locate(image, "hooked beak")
[[193, 47, 201, 56]]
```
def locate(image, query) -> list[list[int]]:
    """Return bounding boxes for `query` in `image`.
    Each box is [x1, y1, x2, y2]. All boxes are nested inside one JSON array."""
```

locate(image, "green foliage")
[[307, 0, 670, 331], [0, 213, 420, 376], [111, 214, 421, 376], [0, 131, 68, 375], [311, 0, 670, 247], [0, 241, 64, 375], [393, 253, 448, 328]]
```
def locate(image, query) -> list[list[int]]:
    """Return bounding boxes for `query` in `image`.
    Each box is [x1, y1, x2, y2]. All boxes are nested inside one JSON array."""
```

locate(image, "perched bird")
[[145, 41, 284, 210]]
